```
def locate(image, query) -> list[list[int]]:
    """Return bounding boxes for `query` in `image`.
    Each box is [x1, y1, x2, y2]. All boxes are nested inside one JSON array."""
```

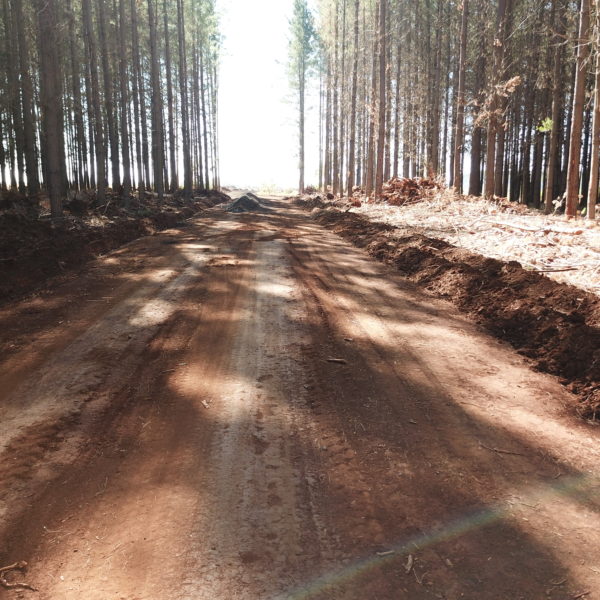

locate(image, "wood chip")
[[326, 357, 347, 364], [404, 554, 414, 574]]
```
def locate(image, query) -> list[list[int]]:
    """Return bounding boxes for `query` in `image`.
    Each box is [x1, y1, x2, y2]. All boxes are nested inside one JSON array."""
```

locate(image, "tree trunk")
[[98, 0, 120, 189], [347, 0, 360, 193], [566, 0, 591, 217], [544, 0, 565, 213], [177, 0, 193, 198], [453, 0, 468, 192], [83, 0, 107, 203], [588, 0, 600, 220], [119, 0, 132, 203], [15, 0, 39, 194], [374, 0, 386, 198], [147, 0, 164, 202], [164, 0, 178, 192], [36, 0, 65, 218], [484, 0, 511, 198]]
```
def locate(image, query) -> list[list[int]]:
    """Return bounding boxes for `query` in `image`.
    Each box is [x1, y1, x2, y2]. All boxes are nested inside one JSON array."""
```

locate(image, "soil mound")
[[223, 194, 268, 213], [305, 205, 600, 418]]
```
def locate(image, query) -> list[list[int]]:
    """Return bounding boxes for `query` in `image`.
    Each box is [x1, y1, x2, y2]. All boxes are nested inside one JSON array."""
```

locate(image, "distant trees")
[[312, 0, 600, 219], [288, 0, 316, 194], [0, 0, 221, 217]]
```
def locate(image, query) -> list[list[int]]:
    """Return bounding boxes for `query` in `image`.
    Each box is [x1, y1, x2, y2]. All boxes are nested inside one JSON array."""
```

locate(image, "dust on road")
[[0, 197, 599, 599]]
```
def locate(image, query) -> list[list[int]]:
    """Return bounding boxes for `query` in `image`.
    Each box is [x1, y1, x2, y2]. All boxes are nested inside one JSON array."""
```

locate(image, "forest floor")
[[0, 189, 228, 302], [1, 194, 599, 599]]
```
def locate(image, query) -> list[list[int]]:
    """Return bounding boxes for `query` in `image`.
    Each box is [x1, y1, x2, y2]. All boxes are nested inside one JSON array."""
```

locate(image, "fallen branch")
[[489, 221, 585, 235], [326, 357, 348, 365], [0, 561, 37, 592], [479, 442, 524, 457]]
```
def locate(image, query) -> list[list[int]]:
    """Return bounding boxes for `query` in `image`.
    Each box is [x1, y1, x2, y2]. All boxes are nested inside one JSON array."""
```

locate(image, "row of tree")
[[0, 0, 220, 218], [290, 0, 599, 219]]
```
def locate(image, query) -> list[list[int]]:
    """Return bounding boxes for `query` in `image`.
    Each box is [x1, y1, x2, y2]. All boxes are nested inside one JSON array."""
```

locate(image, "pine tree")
[[288, 0, 316, 194]]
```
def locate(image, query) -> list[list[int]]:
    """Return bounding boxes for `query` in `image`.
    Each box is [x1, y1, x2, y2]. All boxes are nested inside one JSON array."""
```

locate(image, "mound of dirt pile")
[[308, 207, 600, 418], [223, 194, 269, 213], [0, 190, 227, 303]]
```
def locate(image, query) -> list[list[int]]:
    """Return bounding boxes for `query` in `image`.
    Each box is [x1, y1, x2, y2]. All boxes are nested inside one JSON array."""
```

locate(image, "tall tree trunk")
[[99, 0, 120, 189], [119, 0, 132, 203], [453, 0, 468, 192], [544, 0, 565, 213], [164, 0, 178, 192], [484, 0, 511, 198], [147, 0, 164, 202], [347, 0, 360, 193], [36, 0, 65, 218], [365, 0, 379, 196], [588, 0, 600, 220], [332, 1, 340, 195], [15, 0, 39, 194], [83, 0, 107, 203], [374, 0, 386, 198], [566, 0, 591, 217], [177, 0, 192, 198], [299, 56, 306, 193]]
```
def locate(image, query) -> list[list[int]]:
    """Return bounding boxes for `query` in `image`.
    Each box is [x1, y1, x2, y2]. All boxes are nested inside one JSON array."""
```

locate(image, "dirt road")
[[1, 197, 599, 600]]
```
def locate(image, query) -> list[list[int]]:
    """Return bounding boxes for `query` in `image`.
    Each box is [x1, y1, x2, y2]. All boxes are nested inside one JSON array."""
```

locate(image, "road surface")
[[0, 196, 599, 599]]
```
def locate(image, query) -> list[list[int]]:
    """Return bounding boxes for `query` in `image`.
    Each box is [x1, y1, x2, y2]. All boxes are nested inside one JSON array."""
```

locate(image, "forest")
[[290, 0, 600, 220], [0, 0, 220, 219], [0, 1, 599, 599]]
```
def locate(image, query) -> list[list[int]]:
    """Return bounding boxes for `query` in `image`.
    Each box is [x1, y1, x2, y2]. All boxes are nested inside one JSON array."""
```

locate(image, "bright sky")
[[216, 0, 319, 191]]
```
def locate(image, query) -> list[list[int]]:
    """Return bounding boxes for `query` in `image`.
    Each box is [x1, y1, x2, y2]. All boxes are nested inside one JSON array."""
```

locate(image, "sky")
[[216, 0, 319, 191]]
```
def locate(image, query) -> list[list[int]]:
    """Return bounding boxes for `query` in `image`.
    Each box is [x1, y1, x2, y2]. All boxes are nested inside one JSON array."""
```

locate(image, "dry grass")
[[351, 189, 600, 295]]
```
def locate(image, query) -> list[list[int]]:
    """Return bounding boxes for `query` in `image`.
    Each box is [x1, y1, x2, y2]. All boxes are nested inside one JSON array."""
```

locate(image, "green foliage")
[[288, 0, 316, 88], [538, 117, 553, 133]]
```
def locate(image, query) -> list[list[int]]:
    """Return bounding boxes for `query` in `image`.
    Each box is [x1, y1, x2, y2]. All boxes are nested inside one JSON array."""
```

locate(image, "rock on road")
[[0, 196, 599, 600]]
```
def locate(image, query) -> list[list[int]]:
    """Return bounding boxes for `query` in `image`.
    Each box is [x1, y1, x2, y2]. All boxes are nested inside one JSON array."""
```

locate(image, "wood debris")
[[326, 357, 348, 364], [0, 561, 37, 592], [381, 177, 442, 206]]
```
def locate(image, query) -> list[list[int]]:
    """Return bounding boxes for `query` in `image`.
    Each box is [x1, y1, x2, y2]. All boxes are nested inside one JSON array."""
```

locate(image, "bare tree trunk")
[[147, 0, 164, 202], [374, 0, 386, 198], [15, 0, 39, 194], [365, 0, 379, 196], [83, 0, 106, 203], [164, 0, 178, 192], [299, 56, 306, 193], [119, 0, 132, 204], [544, 0, 565, 213], [36, 0, 65, 218], [347, 0, 360, 193], [98, 0, 120, 189], [332, 1, 340, 195], [453, 0, 468, 192], [588, 0, 600, 220], [566, 0, 591, 217], [177, 0, 192, 198], [484, 0, 511, 198]]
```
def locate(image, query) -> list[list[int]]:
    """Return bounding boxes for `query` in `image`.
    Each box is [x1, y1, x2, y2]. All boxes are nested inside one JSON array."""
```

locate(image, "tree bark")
[[35, 0, 66, 217], [453, 0, 468, 192], [566, 0, 591, 217]]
